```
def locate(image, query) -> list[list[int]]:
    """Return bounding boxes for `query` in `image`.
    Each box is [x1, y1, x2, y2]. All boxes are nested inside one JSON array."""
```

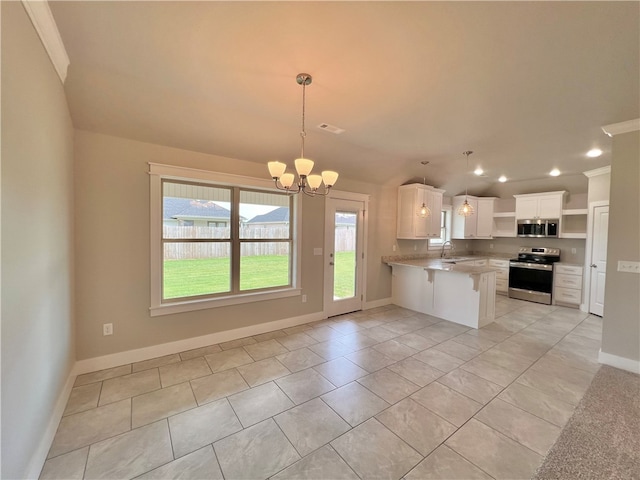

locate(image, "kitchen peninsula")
[[385, 257, 498, 328]]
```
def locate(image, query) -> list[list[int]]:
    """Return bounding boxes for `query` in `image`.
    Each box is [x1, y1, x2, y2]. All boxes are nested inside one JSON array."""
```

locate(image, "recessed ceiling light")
[[587, 148, 603, 158], [549, 168, 561, 177], [474, 168, 484, 176], [498, 175, 507, 183]]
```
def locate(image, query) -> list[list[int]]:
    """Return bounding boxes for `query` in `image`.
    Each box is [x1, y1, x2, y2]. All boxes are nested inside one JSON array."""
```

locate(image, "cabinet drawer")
[[474, 259, 487, 266], [555, 273, 581, 289], [489, 259, 509, 268], [495, 269, 508, 280], [555, 264, 583, 276], [496, 278, 508, 292], [554, 287, 581, 304]]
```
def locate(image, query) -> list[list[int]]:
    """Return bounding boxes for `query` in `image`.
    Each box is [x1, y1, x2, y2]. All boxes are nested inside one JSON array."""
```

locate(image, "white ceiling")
[[50, 1, 639, 196]]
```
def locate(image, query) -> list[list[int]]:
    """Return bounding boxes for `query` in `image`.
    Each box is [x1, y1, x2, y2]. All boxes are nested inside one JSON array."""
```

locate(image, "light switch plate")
[[618, 261, 640, 274], [313, 248, 322, 256]]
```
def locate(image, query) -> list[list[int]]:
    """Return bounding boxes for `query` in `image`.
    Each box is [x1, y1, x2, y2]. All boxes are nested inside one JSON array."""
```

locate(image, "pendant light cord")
[[463, 150, 473, 200]]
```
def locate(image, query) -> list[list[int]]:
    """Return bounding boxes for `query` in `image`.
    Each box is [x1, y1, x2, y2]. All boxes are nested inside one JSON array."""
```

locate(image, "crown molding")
[[583, 166, 611, 178], [21, 0, 69, 83], [601, 119, 640, 137]]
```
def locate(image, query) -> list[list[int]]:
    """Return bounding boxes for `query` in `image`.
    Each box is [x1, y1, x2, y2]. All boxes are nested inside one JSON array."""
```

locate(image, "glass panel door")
[[333, 211, 357, 300], [324, 198, 364, 317]]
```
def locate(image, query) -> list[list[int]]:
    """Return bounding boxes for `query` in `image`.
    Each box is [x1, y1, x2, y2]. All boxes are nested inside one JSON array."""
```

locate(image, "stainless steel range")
[[509, 247, 560, 305]]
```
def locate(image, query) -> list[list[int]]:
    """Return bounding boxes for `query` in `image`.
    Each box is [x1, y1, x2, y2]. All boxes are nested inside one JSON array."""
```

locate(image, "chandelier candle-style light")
[[267, 73, 339, 196], [458, 151, 475, 217]]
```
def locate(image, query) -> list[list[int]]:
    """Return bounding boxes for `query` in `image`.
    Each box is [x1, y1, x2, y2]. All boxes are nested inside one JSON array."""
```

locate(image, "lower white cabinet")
[[553, 263, 583, 307], [489, 258, 510, 294]]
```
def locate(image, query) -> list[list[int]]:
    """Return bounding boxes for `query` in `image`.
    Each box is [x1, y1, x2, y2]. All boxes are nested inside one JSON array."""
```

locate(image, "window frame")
[[149, 163, 302, 317], [428, 204, 453, 249]]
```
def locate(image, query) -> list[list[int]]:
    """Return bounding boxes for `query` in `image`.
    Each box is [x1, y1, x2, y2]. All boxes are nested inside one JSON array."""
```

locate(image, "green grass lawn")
[[163, 252, 356, 299]]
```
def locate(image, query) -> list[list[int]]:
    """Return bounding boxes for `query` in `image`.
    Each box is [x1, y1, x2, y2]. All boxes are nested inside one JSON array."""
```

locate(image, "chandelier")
[[457, 151, 475, 217], [267, 73, 339, 196]]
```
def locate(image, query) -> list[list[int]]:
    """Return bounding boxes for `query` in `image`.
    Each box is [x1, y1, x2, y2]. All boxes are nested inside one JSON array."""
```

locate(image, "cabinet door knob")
[[590, 264, 597, 268]]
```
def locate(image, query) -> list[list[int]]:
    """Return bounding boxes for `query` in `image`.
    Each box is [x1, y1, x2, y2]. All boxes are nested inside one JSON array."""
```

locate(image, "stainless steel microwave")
[[517, 219, 559, 237]]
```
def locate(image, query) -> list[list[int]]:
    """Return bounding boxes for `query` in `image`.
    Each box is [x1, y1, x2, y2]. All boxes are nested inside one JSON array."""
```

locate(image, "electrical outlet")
[[489, 243, 494, 249], [571, 248, 577, 254], [313, 248, 322, 256], [302, 294, 307, 303], [414, 244, 417, 251], [103, 323, 113, 336], [618, 261, 640, 274], [392, 244, 397, 252]]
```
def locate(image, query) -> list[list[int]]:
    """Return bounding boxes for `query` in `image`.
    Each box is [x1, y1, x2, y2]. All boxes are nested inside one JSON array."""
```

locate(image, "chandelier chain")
[[300, 78, 306, 158]]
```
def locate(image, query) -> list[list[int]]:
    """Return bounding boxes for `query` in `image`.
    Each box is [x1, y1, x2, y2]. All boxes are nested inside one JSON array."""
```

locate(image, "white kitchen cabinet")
[[553, 263, 583, 307], [489, 258, 510, 294], [452, 195, 495, 239], [397, 184, 444, 239], [514, 191, 565, 220], [476, 198, 495, 238], [389, 262, 496, 328], [426, 187, 444, 238]]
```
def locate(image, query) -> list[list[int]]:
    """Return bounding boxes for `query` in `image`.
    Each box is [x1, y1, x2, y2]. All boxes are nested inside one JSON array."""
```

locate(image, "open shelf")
[[492, 213, 516, 237], [561, 209, 588, 238]]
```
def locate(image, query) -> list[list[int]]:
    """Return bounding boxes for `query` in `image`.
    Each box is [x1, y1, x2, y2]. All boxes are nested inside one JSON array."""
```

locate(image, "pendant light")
[[417, 161, 431, 218], [267, 73, 339, 196], [457, 151, 475, 217]]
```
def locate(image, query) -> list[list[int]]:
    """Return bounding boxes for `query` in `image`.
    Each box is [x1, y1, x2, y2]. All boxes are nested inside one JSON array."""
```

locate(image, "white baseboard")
[[25, 368, 76, 479], [74, 311, 326, 375], [598, 349, 640, 374], [364, 297, 392, 310]]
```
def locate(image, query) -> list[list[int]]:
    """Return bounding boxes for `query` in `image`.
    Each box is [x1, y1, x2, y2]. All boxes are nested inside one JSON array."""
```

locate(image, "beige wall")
[[73, 131, 398, 360], [1, 3, 75, 478], [601, 130, 639, 364], [586, 171, 611, 204], [472, 237, 586, 264]]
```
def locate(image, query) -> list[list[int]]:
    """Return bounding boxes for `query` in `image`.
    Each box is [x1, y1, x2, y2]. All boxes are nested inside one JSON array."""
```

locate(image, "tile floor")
[[40, 296, 602, 479]]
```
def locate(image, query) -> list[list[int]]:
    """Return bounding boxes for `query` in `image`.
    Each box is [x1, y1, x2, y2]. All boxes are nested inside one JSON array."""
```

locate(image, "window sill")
[[150, 287, 302, 317], [428, 243, 452, 251]]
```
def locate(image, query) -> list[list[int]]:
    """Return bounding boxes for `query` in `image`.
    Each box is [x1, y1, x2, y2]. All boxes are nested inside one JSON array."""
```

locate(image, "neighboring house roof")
[[163, 197, 230, 220], [246, 208, 357, 225], [248, 207, 289, 223], [335, 213, 356, 226]]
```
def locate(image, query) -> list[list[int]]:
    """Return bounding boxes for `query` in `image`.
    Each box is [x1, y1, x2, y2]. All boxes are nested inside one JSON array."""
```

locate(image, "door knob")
[[590, 264, 597, 268], [329, 262, 334, 266]]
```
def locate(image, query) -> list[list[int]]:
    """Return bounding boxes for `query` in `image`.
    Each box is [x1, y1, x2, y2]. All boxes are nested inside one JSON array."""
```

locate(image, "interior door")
[[324, 198, 364, 317], [589, 205, 609, 316]]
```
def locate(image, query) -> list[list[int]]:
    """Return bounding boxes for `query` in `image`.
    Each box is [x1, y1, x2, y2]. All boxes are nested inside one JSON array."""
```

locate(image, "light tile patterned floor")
[[41, 296, 602, 479]]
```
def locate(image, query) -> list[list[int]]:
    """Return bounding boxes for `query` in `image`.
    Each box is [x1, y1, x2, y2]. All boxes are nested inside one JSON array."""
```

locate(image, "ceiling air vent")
[[317, 123, 345, 134]]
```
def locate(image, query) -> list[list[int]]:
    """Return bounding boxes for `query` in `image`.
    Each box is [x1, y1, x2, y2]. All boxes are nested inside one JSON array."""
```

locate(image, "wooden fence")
[[163, 225, 356, 260]]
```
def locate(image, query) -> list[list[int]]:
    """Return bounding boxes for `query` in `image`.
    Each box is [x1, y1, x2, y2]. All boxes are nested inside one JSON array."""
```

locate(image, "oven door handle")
[[509, 262, 553, 271]]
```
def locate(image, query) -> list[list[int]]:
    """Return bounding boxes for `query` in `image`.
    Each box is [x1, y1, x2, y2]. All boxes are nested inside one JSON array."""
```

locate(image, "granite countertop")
[[382, 252, 513, 264], [385, 257, 501, 275]]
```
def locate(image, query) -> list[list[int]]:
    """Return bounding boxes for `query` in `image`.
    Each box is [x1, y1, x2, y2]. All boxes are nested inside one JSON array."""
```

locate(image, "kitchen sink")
[[441, 256, 471, 262]]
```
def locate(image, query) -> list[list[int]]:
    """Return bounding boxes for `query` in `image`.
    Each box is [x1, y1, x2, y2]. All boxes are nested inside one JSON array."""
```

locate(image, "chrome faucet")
[[441, 240, 455, 258]]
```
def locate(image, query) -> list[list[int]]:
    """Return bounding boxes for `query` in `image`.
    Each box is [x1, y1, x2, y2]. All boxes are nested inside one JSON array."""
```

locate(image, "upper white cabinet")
[[476, 198, 496, 238], [514, 191, 565, 219], [397, 184, 445, 239], [452, 195, 495, 239], [425, 187, 444, 237]]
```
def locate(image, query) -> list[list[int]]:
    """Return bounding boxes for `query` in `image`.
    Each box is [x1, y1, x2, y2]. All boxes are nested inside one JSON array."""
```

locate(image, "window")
[[429, 205, 452, 248], [149, 163, 301, 316]]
